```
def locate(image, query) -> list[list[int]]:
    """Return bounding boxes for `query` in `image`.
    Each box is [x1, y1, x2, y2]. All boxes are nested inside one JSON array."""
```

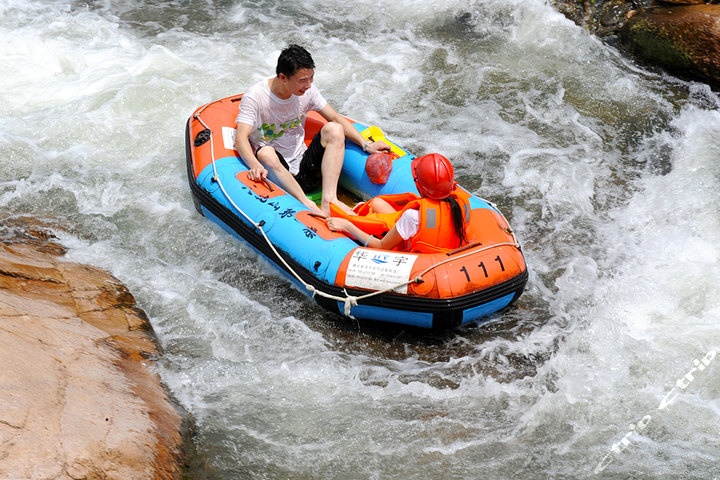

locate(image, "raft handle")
[[446, 241, 483, 256], [194, 129, 211, 147], [260, 178, 275, 192]]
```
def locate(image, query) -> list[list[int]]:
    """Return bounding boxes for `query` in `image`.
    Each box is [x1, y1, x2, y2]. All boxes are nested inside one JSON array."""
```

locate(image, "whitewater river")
[[2, 0, 719, 478]]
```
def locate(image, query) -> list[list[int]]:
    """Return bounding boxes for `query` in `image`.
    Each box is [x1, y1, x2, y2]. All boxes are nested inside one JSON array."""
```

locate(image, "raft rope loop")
[[194, 108, 520, 318]]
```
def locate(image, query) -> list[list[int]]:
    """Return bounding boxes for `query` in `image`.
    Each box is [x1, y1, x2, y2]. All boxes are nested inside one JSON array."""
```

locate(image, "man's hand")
[[247, 166, 268, 182], [366, 141, 392, 154]]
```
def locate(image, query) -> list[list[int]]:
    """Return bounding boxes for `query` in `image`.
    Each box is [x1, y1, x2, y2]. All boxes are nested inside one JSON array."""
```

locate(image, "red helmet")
[[411, 153, 455, 199]]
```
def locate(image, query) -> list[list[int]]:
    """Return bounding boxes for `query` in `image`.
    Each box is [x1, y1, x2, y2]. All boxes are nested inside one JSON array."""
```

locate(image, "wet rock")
[[552, 0, 587, 27], [550, 0, 720, 88], [551, 0, 637, 35], [619, 5, 720, 88], [597, 0, 635, 35], [658, 0, 708, 4], [0, 218, 185, 479]]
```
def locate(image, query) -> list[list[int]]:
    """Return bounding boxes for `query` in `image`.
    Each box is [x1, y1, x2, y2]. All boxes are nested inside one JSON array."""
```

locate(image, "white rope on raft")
[[194, 110, 520, 319]]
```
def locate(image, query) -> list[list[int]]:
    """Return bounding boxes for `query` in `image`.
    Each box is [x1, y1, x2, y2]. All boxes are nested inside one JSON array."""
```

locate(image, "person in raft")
[[235, 44, 391, 216], [326, 153, 471, 253]]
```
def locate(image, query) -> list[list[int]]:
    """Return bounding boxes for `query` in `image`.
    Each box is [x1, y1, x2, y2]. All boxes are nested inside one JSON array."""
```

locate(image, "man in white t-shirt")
[[235, 44, 390, 216]]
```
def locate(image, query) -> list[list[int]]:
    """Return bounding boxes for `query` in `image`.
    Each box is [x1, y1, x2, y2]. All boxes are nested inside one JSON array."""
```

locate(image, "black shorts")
[[258, 133, 325, 192]]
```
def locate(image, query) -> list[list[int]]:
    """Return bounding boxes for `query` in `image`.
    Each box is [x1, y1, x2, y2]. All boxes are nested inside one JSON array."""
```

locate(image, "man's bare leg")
[[256, 147, 324, 216], [319, 121, 353, 216]]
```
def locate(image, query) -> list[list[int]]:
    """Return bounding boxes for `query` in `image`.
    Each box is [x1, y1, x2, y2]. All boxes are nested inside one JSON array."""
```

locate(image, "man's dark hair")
[[276, 44, 315, 78]]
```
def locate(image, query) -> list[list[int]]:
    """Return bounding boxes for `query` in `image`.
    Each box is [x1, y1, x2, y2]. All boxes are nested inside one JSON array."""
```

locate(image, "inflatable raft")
[[185, 94, 528, 329]]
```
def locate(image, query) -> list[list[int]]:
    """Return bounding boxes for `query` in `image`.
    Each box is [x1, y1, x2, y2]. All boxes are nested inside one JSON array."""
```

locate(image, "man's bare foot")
[[303, 198, 326, 217], [322, 198, 354, 217]]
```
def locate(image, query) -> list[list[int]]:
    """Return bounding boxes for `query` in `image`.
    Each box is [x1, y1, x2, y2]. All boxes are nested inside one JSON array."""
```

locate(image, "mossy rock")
[[619, 5, 720, 87]]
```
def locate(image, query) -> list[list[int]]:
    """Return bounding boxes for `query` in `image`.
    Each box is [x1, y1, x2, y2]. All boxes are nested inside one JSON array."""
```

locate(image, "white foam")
[[2, 0, 719, 477]]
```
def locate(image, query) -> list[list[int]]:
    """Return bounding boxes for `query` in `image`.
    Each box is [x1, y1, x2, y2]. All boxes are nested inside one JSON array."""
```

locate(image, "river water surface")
[[1, 0, 719, 478]]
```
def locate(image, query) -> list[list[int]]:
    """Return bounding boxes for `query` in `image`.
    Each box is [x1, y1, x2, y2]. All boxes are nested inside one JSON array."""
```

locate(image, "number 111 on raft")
[[460, 256, 506, 282]]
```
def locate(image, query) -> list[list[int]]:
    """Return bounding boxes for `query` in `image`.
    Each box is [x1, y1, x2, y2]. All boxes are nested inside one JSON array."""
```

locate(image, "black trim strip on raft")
[[185, 119, 205, 216], [185, 118, 528, 327]]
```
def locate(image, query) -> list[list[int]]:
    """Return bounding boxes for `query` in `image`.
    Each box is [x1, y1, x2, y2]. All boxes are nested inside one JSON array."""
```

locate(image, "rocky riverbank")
[[0, 216, 186, 479], [551, 0, 720, 89]]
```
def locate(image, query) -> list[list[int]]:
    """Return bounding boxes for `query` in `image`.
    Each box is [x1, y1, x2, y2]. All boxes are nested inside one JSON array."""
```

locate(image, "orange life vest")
[[399, 189, 472, 253], [331, 189, 472, 253]]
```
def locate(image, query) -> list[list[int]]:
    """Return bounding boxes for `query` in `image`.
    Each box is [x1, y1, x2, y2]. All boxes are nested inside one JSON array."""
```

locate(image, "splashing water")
[[1, 0, 719, 478]]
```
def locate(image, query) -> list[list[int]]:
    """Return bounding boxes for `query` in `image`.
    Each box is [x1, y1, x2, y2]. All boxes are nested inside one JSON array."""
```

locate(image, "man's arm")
[[318, 104, 391, 154], [235, 122, 268, 182]]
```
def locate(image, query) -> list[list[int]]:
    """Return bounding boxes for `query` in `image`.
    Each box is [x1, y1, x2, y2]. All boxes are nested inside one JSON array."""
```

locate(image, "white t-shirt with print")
[[236, 78, 327, 174]]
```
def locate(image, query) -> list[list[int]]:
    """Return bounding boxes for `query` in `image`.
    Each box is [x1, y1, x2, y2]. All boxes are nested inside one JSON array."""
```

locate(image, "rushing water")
[[2, 0, 719, 478]]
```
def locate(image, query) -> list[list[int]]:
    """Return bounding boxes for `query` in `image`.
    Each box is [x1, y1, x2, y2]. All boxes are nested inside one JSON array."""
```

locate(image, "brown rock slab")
[[0, 220, 185, 480]]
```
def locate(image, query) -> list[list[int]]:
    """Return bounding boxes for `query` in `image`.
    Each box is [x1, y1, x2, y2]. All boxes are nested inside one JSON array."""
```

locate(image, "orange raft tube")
[[186, 94, 528, 329]]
